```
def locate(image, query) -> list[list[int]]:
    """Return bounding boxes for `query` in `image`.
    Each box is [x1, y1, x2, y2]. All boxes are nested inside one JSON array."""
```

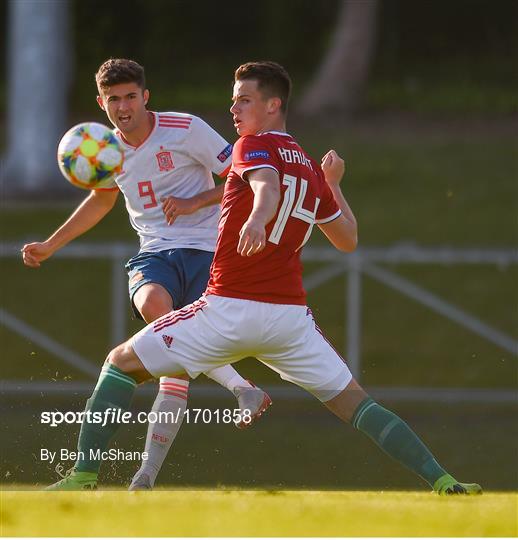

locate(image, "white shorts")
[[131, 295, 352, 402]]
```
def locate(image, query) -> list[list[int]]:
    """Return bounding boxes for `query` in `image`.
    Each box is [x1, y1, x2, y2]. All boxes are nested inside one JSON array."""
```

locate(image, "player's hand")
[[321, 149, 345, 186], [161, 196, 200, 225], [237, 217, 266, 257], [21, 242, 54, 268]]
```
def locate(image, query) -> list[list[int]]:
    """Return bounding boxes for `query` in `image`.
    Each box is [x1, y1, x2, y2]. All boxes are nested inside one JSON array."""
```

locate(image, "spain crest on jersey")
[[156, 149, 174, 171]]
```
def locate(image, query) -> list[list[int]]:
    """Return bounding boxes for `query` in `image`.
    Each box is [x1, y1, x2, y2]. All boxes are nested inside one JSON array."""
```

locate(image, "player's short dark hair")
[[95, 58, 146, 93], [234, 61, 292, 114]]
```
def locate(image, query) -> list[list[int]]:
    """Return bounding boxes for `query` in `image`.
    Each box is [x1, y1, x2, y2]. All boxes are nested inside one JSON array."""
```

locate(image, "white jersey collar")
[[117, 111, 158, 150]]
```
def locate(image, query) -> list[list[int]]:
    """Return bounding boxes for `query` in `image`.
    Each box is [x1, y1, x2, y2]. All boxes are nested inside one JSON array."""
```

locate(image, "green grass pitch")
[[1, 490, 516, 537]]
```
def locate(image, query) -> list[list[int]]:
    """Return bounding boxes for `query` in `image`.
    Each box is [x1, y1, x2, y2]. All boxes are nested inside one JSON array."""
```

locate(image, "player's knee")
[[133, 283, 173, 323], [137, 293, 172, 323], [324, 378, 368, 423], [107, 343, 129, 370], [107, 342, 137, 373]]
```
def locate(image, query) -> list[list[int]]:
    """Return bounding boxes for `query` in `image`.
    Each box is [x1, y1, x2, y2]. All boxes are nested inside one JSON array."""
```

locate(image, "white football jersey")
[[103, 112, 232, 253]]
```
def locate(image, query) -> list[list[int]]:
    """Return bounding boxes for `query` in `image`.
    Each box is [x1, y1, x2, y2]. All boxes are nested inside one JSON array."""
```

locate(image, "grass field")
[[0, 490, 516, 537]]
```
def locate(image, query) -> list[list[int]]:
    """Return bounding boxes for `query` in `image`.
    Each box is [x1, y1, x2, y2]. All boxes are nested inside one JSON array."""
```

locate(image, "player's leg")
[[133, 282, 174, 323], [324, 380, 482, 495], [46, 300, 224, 490], [203, 364, 272, 428], [128, 253, 191, 488], [181, 249, 271, 428], [129, 373, 188, 490], [130, 273, 191, 489], [259, 304, 481, 495], [46, 341, 155, 490], [203, 364, 249, 398]]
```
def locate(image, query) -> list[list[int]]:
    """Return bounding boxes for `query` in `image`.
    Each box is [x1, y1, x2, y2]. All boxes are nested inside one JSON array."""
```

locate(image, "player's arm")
[[318, 150, 358, 253], [21, 189, 119, 268], [237, 167, 280, 257], [161, 183, 225, 226]]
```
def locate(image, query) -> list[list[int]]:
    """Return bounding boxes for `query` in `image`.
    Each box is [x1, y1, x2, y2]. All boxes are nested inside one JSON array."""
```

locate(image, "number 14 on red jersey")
[[268, 173, 320, 250]]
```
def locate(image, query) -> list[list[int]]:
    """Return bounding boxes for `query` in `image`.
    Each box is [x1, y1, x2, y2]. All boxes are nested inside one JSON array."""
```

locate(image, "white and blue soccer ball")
[[57, 122, 124, 189]]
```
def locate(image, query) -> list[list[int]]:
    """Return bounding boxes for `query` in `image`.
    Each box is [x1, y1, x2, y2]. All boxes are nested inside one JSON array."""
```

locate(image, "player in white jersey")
[[22, 58, 271, 490], [109, 111, 224, 254]]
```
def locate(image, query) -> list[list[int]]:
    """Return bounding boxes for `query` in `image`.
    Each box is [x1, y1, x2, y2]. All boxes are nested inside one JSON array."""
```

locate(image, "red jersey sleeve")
[[232, 135, 282, 180], [315, 174, 341, 224]]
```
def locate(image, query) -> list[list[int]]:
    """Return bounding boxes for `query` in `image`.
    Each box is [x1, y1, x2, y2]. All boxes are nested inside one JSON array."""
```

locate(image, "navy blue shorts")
[[125, 248, 214, 320]]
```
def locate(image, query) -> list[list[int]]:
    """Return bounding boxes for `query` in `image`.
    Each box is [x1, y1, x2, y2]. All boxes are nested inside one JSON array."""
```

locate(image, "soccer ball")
[[57, 122, 124, 189]]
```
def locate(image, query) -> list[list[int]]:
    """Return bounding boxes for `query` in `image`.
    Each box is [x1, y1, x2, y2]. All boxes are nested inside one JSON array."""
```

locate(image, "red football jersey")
[[206, 131, 341, 305]]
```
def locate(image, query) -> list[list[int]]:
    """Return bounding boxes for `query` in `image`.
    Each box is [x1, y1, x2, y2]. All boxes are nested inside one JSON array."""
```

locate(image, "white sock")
[[133, 377, 188, 486], [204, 364, 253, 394]]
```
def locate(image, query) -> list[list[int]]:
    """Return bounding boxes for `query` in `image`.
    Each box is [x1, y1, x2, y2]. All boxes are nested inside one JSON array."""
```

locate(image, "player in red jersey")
[[206, 132, 344, 304], [47, 61, 481, 495]]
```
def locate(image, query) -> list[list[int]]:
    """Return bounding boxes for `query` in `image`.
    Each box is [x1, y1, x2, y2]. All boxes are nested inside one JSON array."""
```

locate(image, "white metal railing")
[[1, 242, 517, 402]]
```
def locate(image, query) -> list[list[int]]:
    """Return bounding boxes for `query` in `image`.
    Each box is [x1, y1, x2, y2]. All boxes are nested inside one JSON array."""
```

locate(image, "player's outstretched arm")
[[21, 189, 119, 268], [318, 150, 358, 252], [161, 183, 225, 225], [237, 168, 280, 257]]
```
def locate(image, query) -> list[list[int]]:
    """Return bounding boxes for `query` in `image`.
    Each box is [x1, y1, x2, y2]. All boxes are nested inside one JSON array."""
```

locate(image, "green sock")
[[75, 363, 137, 473], [351, 397, 448, 487]]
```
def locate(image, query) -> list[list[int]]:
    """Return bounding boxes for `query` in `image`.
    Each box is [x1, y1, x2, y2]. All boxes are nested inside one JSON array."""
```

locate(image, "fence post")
[[346, 256, 362, 379], [111, 255, 127, 346]]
